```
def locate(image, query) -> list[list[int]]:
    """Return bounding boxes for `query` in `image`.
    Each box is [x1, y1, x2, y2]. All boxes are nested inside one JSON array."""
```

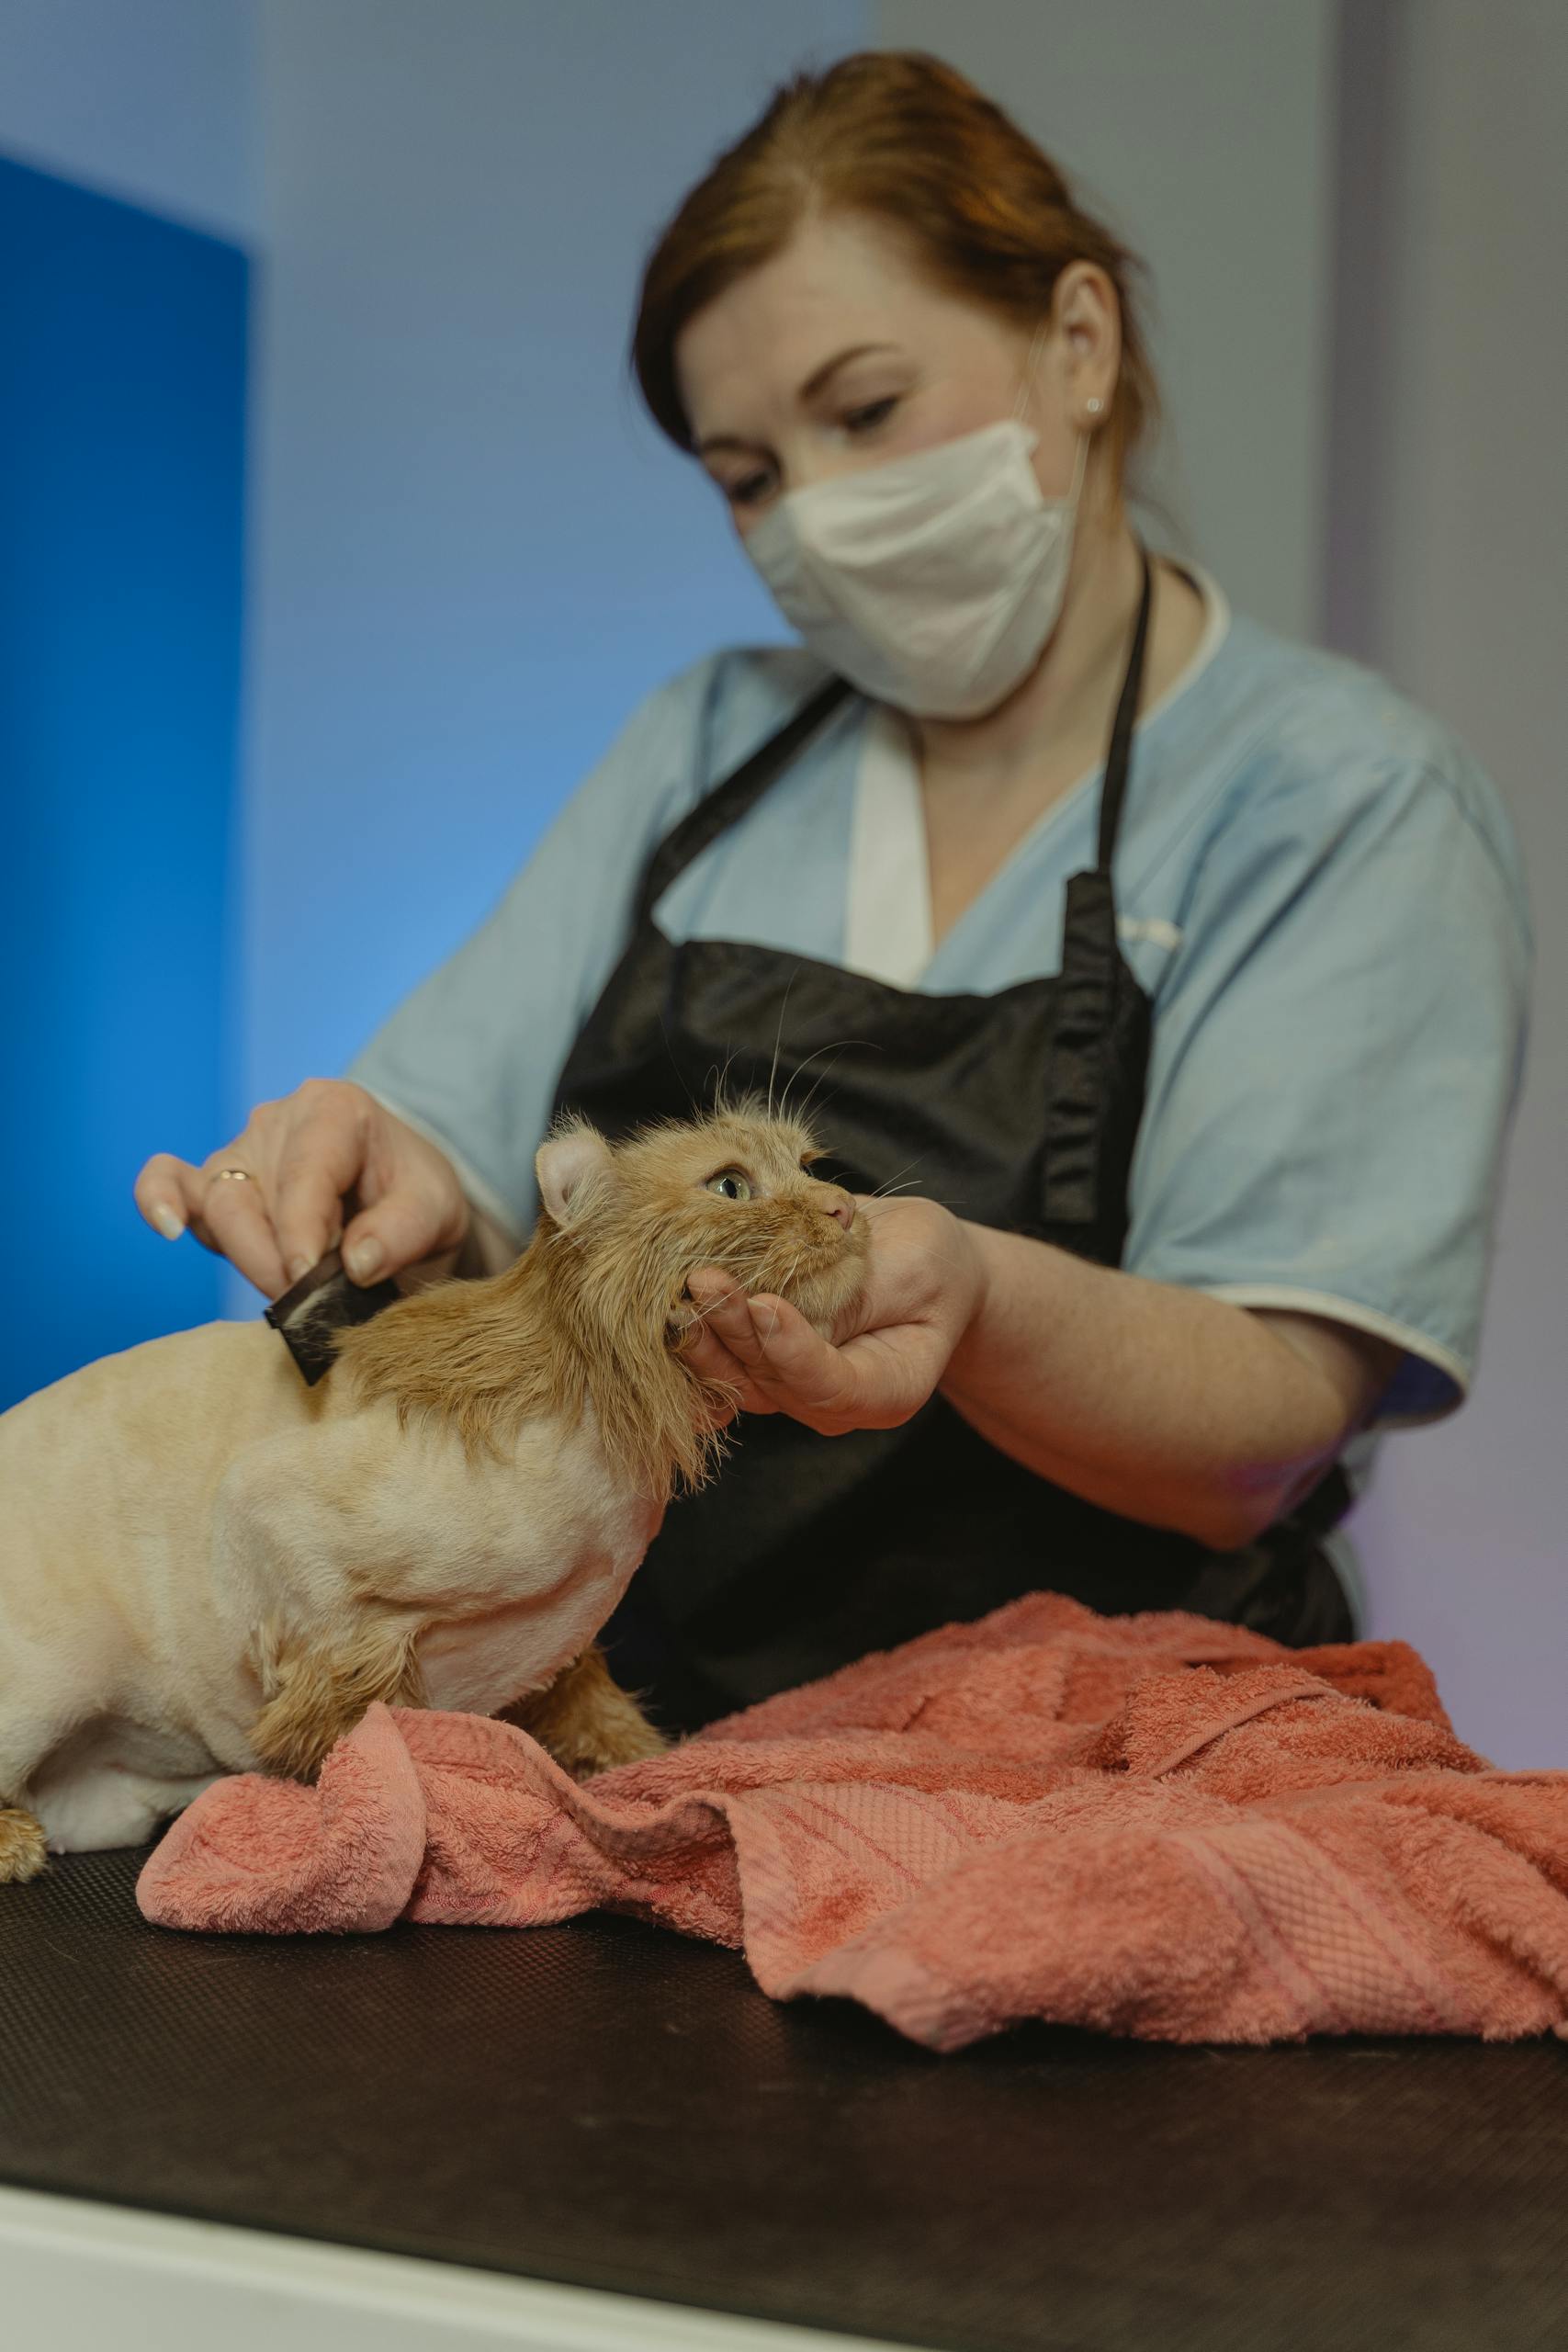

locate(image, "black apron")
[[550, 549, 1354, 1733]]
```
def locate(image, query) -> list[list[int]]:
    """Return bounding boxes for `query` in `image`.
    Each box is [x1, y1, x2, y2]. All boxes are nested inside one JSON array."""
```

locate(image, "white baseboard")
[[0, 2183, 898, 2352]]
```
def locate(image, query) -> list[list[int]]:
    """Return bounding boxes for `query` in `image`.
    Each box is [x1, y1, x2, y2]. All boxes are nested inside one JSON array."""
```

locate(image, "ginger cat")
[[0, 1102, 866, 1880]]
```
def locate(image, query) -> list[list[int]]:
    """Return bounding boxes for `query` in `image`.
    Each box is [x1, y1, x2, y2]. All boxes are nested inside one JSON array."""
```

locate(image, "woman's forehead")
[[675, 216, 964, 427]]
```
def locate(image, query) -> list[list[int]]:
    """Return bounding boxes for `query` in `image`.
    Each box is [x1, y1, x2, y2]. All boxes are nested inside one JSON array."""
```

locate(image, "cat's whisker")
[[763, 1242, 807, 1306], [792, 1059, 854, 1130], [712, 1045, 745, 1119], [777, 1036, 874, 1125], [781, 1249, 810, 1308], [866, 1155, 925, 1200], [775, 1044, 832, 1124], [780, 1049, 852, 1128], [766, 969, 802, 1123], [656, 1013, 701, 1121]]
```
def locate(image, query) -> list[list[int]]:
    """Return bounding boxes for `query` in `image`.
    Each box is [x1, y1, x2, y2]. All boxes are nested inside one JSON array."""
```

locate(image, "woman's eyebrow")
[[694, 343, 901, 457]]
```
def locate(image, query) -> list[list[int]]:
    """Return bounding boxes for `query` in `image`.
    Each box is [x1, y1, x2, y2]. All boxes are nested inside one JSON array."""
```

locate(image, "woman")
[[136, 54, 1529, 1732]]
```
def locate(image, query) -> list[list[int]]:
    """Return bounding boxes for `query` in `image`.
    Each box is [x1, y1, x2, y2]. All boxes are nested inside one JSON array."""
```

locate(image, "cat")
[[0, 1100, 867, 1881]]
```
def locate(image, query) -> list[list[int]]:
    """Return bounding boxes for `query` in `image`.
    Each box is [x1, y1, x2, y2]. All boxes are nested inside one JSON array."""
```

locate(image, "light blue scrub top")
[[347, 566, 1531, 1633]]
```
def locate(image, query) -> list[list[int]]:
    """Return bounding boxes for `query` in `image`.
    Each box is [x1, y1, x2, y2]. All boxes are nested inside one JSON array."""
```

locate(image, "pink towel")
[[137, 1593, 1568, 2049]]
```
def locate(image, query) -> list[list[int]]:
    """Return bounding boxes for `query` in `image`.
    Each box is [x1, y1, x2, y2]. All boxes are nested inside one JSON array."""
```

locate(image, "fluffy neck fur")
[[331, 1214, 720, 1507], [329, 1102, 866, 1508]]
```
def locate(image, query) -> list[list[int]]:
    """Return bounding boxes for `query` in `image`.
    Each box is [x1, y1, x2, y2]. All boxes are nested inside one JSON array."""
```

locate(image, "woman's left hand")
[[678, 1194, 986, 1436]]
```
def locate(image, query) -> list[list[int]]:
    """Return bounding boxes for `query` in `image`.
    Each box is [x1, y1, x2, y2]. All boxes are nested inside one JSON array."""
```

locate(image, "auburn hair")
[[630, 49, 1163, 504]]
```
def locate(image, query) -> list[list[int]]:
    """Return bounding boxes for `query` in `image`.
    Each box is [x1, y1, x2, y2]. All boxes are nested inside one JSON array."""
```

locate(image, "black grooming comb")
[[263, 1247, 403, 1385]]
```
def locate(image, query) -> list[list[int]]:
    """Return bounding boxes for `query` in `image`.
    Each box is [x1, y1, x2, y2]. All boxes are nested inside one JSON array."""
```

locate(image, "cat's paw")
[[571, 1708, 671, 1779], [502, 1644, 671, 1780], [248, 1613, 427, 1782], [0, 1806, 50, 1883]]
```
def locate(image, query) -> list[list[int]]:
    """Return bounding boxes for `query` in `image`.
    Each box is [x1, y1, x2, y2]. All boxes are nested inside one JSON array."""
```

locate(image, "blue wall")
[[242, 4, 868, 1153], [0, 154, 248, 1407]]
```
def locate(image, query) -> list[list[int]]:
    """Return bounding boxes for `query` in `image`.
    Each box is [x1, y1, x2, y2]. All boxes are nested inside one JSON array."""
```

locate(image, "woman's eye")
[[725, 401, 897, 512], [705, 1169, 752, 1202]]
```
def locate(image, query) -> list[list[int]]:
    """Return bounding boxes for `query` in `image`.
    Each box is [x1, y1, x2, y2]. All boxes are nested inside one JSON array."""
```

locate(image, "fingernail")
[[153, 1204, 185, 1241], [345, 1239, 383, 1281], [286, 1254, 312, 1284]]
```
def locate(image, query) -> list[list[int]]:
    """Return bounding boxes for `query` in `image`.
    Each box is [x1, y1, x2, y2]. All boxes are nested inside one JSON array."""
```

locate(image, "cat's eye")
[[705, 1168, 752, 1202]]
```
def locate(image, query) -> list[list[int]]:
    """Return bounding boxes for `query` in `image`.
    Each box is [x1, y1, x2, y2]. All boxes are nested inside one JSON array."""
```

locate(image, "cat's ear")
[[536, 1123, 615, 1228]]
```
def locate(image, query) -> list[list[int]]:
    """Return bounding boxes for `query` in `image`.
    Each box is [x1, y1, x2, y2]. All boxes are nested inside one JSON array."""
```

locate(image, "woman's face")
[[674, 210, 1112, 537]]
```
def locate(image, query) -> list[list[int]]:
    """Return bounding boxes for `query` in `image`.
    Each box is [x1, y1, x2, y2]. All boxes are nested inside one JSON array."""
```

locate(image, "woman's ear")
[[536, 1124, 615, 1228]]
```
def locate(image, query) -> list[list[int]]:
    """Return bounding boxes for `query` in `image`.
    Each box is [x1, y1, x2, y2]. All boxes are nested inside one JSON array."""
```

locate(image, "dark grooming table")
[[4, 1845, 1568, 2351]]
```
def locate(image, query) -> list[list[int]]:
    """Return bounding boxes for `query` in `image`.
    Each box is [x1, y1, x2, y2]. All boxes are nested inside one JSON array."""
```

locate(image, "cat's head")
[[534, 1098, 869, 1349]]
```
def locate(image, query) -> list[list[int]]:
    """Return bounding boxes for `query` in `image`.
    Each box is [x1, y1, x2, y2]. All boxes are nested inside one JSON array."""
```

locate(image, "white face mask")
[[741, 322, 1090, 719]]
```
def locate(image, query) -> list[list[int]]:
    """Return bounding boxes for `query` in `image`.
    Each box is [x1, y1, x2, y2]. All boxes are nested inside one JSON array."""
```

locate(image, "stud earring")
[[1085, 397, 1103, 417]]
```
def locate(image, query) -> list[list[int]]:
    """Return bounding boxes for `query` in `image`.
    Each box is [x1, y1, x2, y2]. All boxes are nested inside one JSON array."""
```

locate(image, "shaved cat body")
[[0, 1102, 867, 1880]]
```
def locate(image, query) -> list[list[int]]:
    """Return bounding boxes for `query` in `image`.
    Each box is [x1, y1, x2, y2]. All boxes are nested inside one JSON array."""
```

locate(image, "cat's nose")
[[822, 1192, 854, 1231]]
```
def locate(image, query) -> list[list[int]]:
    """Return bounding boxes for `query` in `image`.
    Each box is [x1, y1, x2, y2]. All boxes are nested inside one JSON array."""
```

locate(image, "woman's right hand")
[[133, 1079, 471, 1301]]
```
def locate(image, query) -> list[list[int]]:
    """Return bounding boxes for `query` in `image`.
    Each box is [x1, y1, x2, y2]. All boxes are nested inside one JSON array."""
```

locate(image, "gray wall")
[[242, 0, 867, 1116], [1320, 0, 1567, 1767], [876, 0, 1338, 643]]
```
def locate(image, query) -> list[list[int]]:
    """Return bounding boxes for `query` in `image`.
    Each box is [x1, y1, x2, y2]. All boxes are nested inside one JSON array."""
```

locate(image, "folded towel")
[[137, 1593, 1568, 2049]]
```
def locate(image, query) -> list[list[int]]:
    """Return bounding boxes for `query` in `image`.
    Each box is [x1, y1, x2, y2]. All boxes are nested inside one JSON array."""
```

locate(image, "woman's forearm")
[[940, 1224, 1373, 1552]]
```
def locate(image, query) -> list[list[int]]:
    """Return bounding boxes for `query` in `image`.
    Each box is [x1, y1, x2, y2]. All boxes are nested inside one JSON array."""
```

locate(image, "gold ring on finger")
[[212, 1167, 254, 1183]]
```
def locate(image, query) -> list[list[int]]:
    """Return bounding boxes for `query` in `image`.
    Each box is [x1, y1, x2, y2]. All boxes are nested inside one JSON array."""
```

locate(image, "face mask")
[[742, 322, 1090, 719]]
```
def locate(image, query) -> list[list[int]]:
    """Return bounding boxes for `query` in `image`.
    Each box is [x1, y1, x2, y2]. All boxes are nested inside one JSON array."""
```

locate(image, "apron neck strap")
[[1095, 540, 1155, 876], [637, 539, 1153, 926], [637, 674, 854, 925]]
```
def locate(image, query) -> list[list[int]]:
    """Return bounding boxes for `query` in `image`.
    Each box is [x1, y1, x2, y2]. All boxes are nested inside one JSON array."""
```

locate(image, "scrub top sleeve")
[[1122, 752, 1531, 1428], [344, 650, 729, 1243]]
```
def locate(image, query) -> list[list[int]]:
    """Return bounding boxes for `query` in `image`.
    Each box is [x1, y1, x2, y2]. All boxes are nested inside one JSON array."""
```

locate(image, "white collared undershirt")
[[842, 561, 1232, 989]]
